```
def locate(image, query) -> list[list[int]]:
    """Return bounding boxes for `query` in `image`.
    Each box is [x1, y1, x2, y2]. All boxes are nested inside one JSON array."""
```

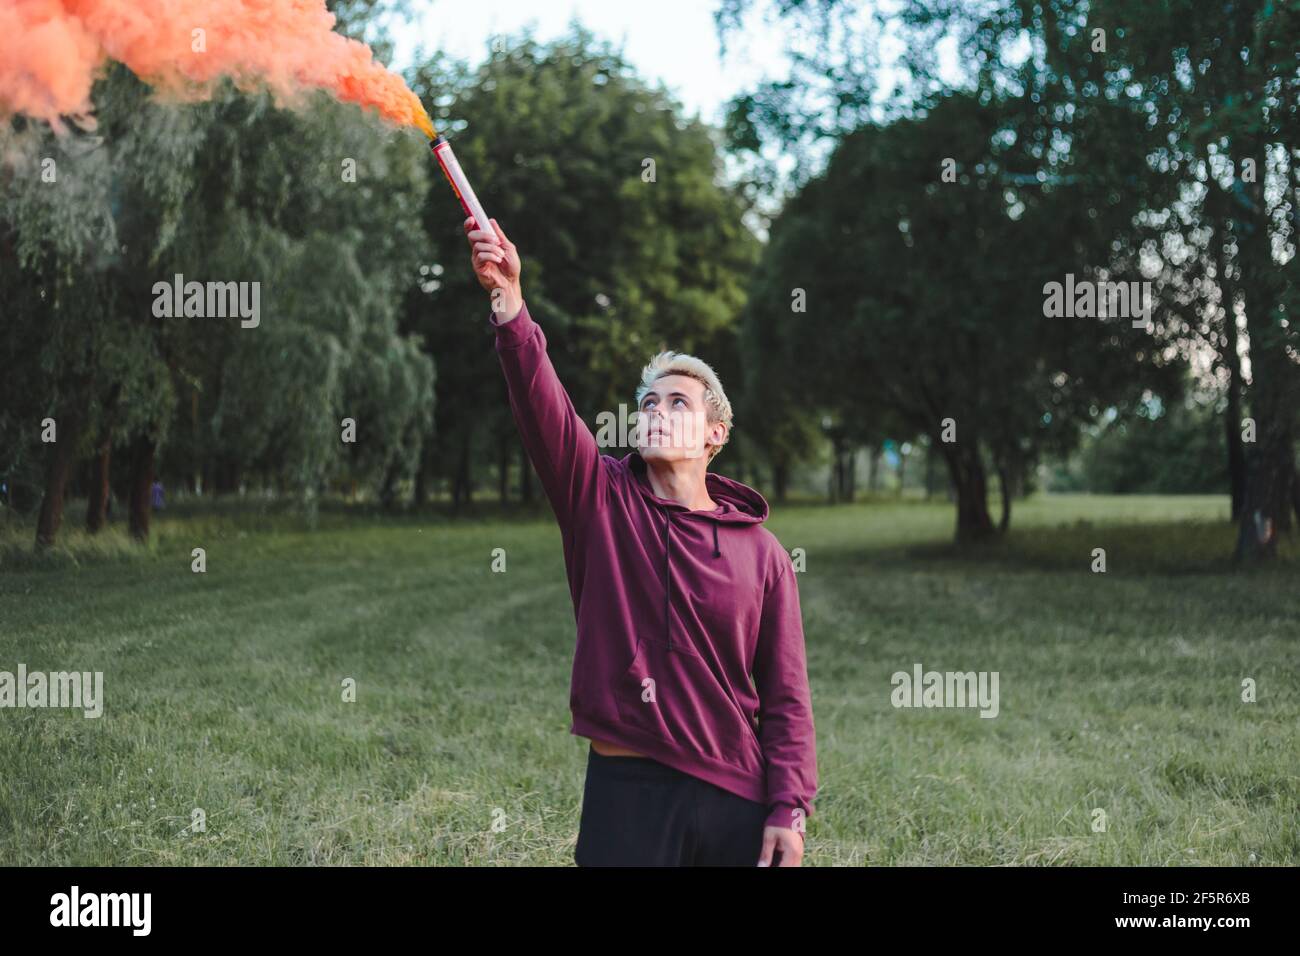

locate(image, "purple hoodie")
[[489, 300, 817, 834]]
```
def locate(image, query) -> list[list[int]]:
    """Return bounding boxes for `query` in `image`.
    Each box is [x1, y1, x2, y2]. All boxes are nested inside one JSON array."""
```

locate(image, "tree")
[[407, 26, 761, 507], [720, 0, 1299, 557], [753, 92, 1172, 541], [2, 64, 435, 543]]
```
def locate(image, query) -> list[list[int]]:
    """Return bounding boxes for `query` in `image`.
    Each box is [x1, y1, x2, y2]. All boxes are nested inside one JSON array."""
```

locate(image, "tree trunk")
[[190, 387, 203, 496], [35, 413, 81, 548], [1210, 188, 1247, 519], [924, 442, 936, 500], [1229, 124, 1294, 561], [127, 434, 156, 542], [84, 384, 121, 534], [1277, 456, 1295, 535], [452, 431, 472, 510], [826, 434, 840, 503], [773, 460, 788, 503], [214, 456, 239, 495], [519, 443, 534, 505], [836, 442, 852, 502], [85, 439, 112, 534], [498, 438, 510, 505], [996, 459, 1012, 534], [412, 447, 429, 508], [942, 442, 995, 544], [379, 458, 400, 511], [1222, 320, 1248, 523], [1290, 463, 1300, 531], [1235, 443, 1285, 561]]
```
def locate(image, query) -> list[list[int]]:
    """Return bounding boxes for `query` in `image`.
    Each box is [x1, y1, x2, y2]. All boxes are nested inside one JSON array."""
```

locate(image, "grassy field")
[[1, 493, 1296, 865]]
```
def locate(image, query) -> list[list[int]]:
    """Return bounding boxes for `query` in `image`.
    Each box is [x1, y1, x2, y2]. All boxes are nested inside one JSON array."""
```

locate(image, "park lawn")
[[0, 493, 1296, 865]]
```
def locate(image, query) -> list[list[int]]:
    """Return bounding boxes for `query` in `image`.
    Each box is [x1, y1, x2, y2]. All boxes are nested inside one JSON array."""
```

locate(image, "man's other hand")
[[757, 826, 804, 867]]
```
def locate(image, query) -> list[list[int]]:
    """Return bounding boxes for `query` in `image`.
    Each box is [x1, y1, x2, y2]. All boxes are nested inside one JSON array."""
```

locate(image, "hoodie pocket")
[[615, 636, 745, 766]]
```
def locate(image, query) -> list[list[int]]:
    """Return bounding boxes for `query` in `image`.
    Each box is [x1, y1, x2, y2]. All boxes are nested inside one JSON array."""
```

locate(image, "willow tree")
[[2, 63, 435, 544]]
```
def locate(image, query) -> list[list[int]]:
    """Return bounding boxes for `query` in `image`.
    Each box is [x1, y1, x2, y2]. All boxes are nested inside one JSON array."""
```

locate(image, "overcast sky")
[[390, 0, 805, 127], [387, 0, 966, 217]]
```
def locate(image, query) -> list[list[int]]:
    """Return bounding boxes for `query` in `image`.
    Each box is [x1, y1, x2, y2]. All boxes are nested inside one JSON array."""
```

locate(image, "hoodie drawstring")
[[663, 510, 723, 649], [664, 512, 673, 648]]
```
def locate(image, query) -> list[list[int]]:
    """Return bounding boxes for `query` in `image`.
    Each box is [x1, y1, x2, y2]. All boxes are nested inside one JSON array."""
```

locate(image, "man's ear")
[[707, 421, 728, 459]]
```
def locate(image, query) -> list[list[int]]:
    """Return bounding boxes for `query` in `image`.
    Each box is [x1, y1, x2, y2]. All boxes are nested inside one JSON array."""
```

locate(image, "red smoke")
[[0, 0, 435, 136]]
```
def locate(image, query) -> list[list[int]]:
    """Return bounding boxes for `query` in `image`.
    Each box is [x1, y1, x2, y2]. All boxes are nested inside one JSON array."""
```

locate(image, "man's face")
[[635, 374, 726, 463]]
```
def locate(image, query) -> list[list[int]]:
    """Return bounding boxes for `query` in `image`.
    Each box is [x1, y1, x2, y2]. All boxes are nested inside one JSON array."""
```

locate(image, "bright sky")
[[387, 0, 964, 221], [390, 0, 793, 128]]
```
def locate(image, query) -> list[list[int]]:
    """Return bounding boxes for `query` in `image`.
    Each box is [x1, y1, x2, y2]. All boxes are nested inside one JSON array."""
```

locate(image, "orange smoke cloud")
[[0, 0, 435, 137]]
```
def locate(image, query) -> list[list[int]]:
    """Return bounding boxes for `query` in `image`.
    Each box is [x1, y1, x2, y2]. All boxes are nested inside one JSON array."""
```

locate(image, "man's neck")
[[644, 458, 716, 511]]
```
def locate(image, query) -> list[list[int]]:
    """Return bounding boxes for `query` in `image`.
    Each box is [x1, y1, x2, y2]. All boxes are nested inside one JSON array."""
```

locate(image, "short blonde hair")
[[634, 350, 733, 460]]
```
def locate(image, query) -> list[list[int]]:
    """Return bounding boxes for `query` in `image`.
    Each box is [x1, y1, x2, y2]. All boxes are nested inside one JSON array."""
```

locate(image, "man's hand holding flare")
[[465, 217, 523, 323]]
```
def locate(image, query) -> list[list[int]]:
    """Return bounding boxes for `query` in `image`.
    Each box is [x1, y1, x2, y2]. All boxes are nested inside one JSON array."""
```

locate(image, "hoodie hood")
[[626, 451, 769, 525]]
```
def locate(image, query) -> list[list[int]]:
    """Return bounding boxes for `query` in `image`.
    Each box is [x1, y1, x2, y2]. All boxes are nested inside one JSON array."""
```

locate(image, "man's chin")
[[638, 445, 703, 462], [640, 444, 677, 459]]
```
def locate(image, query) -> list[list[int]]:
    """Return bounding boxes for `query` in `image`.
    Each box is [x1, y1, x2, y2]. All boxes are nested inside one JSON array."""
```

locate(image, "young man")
[[465, 217, 817, 867]]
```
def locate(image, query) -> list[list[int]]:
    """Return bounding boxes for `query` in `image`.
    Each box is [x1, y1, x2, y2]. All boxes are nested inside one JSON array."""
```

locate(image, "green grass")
[[0, 494, 1296, 865]]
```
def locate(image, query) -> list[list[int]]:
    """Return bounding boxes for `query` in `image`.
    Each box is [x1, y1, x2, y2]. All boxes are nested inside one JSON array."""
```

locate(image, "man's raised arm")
[[464, 217, 607, 528]]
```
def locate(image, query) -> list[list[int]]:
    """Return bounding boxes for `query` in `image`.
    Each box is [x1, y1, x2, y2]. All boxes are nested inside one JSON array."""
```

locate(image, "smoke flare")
[[0, 0, 435, 136]]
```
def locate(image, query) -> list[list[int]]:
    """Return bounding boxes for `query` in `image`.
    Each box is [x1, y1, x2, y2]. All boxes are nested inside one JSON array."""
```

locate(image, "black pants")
[[574, 744, 769, 866]]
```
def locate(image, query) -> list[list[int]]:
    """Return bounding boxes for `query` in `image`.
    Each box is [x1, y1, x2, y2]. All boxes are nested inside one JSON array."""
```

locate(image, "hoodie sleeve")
[[752, 557, 817, 835], [489, 300, 607, 529]]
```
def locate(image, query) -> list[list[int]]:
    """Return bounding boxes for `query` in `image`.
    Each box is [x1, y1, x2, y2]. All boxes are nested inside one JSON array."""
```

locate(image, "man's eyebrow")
[[641, 390, 693, 403]]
